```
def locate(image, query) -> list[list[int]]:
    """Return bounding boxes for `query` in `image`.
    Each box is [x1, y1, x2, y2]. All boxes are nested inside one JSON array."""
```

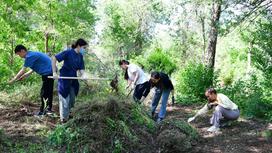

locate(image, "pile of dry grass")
[[49, 96, 199, 153]]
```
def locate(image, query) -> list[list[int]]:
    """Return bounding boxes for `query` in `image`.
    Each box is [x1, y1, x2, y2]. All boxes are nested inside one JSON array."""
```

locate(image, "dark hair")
[[151, 71, 160, 79], [14, 45, 27, 53], [124, 69, 129, 80], [71, 38, 88, 49], [206, 88, 217, 94], [119, 60, 130, 66]]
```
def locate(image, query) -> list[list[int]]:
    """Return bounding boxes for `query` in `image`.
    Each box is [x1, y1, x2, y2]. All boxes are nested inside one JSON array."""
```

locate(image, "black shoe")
[[35, 111, 45, 116], [156, 117, 163, 123]]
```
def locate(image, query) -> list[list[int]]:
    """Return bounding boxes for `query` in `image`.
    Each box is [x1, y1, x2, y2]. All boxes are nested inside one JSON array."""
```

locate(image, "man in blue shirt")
[[9, 45, 54, 116]]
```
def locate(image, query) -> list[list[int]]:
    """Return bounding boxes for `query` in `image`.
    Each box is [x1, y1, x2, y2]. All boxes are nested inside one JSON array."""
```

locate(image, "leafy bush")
[[133, 47, 177, 75], [176, 62, 215, 104], [218, 75, 272, 120]]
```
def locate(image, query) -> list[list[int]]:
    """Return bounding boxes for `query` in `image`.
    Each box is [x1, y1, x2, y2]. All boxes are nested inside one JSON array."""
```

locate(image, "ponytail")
[[71, 38, 88, 49]]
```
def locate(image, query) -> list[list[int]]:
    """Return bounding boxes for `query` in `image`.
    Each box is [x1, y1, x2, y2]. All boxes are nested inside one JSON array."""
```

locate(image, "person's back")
[[217, 93, 238, 110], [24, 51, 52, 75], [127, 63, 149, 85]]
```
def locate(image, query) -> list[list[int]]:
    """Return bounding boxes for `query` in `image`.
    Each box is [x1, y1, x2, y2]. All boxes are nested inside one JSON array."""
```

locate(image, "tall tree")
[[205, 0, 222, 68]]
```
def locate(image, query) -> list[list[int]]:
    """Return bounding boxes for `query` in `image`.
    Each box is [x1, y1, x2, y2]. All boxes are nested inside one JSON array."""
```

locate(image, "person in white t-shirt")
[[119, 60, 151, 103], [187, 88, 240, 132]]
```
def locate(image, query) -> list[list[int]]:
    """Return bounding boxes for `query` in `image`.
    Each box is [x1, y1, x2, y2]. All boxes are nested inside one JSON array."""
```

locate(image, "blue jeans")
[[151, 88, 171, 119]]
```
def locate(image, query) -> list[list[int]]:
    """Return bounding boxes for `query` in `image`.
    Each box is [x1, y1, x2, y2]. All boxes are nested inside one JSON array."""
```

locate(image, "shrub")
[[132, 47, 177, 75], [176, 62, 215, 104]]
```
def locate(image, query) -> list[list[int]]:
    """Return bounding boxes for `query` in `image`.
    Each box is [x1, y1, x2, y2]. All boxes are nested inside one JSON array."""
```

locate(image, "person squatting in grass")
[[119, 60, 151, 103], [149, 71, 175, 123], [188, 88, 240, 132], [9, 45, 54, 116], [51, 38, 88, 123]]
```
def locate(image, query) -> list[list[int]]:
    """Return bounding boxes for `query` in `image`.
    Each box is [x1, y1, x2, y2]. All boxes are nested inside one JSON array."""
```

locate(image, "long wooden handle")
[[48, 76, 110, 80]]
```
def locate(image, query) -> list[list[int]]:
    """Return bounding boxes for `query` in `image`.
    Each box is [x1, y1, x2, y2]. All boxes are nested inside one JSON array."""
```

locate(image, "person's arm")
[[188, 103, 209, 123], [140, 82, 151, 102], [132, 71, 139, 86], [9, 67, 27, 83], [51, 56, 58, 78], [126, 79, 133, 89], [18, 69, 34, 80]]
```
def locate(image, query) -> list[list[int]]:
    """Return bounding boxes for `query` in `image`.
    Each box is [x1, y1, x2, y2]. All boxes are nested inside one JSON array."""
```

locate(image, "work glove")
[[131, 84, 135, 90], [52, 72, 59, 79], [187, 117, 196, 123], [81, 72, 88, 80], [140, 97, 146, 103]]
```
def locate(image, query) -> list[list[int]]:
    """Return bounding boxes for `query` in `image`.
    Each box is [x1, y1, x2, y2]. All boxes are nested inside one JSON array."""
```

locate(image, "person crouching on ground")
[[188, 88, 240, 132]]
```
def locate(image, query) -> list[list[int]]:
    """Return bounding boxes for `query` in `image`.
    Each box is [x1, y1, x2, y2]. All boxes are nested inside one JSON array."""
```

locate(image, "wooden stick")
[[48, 76, 110, 80]]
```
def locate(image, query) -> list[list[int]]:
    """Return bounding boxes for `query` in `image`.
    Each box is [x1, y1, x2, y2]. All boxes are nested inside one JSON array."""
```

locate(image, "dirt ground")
[[0, 101, 271, 153], [166, 104, 272, 153]]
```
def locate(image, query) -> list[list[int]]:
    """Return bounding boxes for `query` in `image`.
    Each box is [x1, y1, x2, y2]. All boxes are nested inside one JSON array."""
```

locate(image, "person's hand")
[[8, 78, 16, 84], [188, 117, 196, 123], [131, 84, 135, 90], [18, 73, 31, 81], [52, 72, 59, 79], [81, 72, 88, 79], [140, 97, 146, 103]]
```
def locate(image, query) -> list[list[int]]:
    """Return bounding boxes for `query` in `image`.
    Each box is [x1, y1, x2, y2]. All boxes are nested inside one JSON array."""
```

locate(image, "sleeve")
[[24, 55, 39, 68], [143, 82, 151, 97], [55, 50, 69, 62], [195, 104, 209, 117], [79, 55, 85, 70], [128, 65, 138, 73], [168, 79, 174, 90]]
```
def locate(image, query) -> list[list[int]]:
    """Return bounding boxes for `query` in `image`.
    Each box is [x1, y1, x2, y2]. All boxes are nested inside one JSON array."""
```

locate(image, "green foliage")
[[133, 47, 177, 75], [176, 62, 215, 104], [146, 48, 177, 74], [48, 125, 79, 147], [219, 75, 272, 120]]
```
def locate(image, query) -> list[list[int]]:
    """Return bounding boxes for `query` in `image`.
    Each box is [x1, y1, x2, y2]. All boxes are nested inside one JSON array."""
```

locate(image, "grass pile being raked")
[[48, 95, 199, 153]]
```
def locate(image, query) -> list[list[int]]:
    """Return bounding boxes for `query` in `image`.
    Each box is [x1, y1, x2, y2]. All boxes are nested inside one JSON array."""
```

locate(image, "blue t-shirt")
[[55, 49, 85, 77], [24, 51, 52, 75], [55, 49, 85, 98]]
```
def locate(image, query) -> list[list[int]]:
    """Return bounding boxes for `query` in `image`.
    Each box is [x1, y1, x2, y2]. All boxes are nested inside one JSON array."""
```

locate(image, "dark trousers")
[[40, 74, 54, 112], [133, 81, 151, 102]]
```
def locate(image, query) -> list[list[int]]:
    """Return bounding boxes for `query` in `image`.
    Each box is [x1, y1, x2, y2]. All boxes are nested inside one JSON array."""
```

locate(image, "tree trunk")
[[247, 41, 253, 74], [200, 16, 206, 63], [45, 32, 49, 53], [9, 36, 14, 65], [205, 0, 222, 69]]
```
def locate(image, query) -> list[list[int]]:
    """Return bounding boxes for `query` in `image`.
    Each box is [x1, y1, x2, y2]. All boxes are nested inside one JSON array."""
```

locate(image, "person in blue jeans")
[[150, 71, 175, 123], [51, 38, 88, 123], [9, 45, 54, 116]]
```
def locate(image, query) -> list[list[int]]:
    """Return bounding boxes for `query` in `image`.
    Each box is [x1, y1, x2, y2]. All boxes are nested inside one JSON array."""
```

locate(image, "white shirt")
[[195, 93, 238, 117], [217, 93, 238, 110], [127, 64, 149, 85]]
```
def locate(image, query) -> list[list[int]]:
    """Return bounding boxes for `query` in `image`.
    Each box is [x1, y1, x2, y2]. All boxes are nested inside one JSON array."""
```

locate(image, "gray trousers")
[[59, 87, 76, 121], [210, 105, 240, 128]]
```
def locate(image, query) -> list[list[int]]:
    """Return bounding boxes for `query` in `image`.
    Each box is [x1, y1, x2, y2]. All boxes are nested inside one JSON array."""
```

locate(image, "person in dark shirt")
[[150, 71, 174, 123]]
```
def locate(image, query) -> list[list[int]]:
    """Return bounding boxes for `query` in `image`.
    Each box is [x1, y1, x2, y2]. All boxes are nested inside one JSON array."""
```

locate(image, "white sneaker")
[[207, 126, 220, 132]]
